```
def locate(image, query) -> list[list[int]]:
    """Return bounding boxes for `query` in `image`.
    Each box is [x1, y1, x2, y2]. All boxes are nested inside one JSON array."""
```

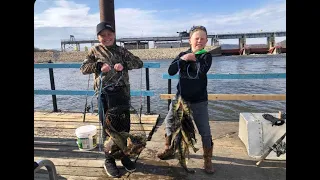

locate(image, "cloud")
[[36, 0, 49, 3], [34, 0, 99, 29], [34, 0, 286, 49], [185, 2, 286, 34]]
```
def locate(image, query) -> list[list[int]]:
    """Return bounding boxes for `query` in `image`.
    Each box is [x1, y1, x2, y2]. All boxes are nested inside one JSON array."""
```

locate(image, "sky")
[[34, 0, 286, 50]]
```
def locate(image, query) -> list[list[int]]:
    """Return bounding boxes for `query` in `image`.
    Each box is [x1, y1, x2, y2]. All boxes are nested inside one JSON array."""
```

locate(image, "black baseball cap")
[[96, 22, 115, 35]]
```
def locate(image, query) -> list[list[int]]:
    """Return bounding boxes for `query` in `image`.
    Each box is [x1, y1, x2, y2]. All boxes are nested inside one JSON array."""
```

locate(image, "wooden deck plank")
[[34, 111, 159, 118], [34, 112, 285, 180], [34, 150, 104, 159], [34, 157, 104, 168], [34, 116, 158, 123], [34, 128, 152, 138], [34, 112, 158, 139], [34, 112, 159, 124], [34, 117, 157, 124], [34, 148, 104, 159], [34, 121, 155, 131], [34, 137, 79, 147], [34, 142, 105, 153], [35, 173, 104, 180], [34, 112, 98, 120], [34, 126, 153, 132], [33, 114, 160, 120], [34, 112, 160, 179], [35, 165, 105, 177]]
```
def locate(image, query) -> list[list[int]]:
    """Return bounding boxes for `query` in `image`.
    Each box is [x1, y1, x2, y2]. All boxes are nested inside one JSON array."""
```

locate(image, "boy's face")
[[97, 29, 115, 46], [189, 30, 208, 52]]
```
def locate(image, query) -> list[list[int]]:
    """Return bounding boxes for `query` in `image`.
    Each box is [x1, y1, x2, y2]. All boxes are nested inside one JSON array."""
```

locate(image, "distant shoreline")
[[34, 46, 285, 63], [34, 46, 218, 63]]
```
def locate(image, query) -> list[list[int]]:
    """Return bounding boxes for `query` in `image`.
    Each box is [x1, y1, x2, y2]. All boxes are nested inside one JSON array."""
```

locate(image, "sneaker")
[[104, 159, 120, 178], [121, 155, 136, 172]]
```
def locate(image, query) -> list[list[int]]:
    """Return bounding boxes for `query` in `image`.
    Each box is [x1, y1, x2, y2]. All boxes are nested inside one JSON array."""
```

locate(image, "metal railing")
[[34, 159, 58, 180], [34, 62, 160, 114], [161, 73, 286, 109]]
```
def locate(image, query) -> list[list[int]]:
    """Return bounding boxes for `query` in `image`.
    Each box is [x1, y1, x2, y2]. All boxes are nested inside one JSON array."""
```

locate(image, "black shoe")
[[121, 155, 136, 172], [104, 159, 120, 177], [262, 114, 285, 126]]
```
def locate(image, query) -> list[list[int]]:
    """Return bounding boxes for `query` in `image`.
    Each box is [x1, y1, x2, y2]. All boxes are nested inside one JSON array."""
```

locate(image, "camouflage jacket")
[[80, 44, 143, 92]]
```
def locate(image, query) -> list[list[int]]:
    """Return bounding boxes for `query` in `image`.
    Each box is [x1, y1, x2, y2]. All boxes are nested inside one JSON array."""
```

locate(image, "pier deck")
[[34, 112, 285, 180]]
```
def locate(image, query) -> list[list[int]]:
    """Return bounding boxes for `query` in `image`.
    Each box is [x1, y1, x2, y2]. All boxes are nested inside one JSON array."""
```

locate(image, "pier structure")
[[34, 62, 286, 179], [61, 31, 286, 55]]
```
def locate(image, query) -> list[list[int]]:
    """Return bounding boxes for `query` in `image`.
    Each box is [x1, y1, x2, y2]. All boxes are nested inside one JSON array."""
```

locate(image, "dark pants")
[[98, 85, 131, 159]]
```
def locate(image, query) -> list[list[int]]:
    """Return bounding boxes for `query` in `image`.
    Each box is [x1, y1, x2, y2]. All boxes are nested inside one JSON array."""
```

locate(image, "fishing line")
[[98, 72, 104, 152], [186, 63, 200, 79]]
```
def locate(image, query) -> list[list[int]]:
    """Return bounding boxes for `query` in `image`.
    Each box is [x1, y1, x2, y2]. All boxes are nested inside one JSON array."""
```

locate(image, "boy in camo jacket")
[[80, 22, 143, 178]]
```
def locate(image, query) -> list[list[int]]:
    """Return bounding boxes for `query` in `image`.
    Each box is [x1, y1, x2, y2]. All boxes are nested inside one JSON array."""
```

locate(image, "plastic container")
[[75, 125, 97, 151]]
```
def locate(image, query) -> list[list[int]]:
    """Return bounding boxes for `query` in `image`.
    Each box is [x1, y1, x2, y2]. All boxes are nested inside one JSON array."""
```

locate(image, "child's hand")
[[101, 63, 111, 72], [114, 63, 124, 71], [181, 53, 196, 61]]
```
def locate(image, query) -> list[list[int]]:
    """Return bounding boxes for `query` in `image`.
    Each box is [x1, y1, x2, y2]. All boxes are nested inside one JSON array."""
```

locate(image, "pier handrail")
[[34, 159, 58, 180], [162, 73, 286, 79], [34, 62, 160, 69], [160, 73, 286, 109], [34, 62, 160, 113]]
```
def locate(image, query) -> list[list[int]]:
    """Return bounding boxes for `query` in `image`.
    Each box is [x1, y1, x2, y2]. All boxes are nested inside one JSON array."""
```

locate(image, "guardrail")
[[34, 62, 160, 114], [161, 73, 286, 109]]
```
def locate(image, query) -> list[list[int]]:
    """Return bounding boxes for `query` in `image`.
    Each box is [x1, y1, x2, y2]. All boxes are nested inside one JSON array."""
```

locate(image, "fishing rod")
[[139, 67, 143, 123], [83, 74, 91, 122]]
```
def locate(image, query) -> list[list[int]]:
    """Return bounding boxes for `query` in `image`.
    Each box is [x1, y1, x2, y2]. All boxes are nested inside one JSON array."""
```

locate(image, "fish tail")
[[178, 135, 195, 173]]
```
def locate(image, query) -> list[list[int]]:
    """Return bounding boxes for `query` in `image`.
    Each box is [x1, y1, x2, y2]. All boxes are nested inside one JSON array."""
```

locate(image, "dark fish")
[[176, 132, 195, 173], [169, 95, 198, 173], [123, 132, 147, 156], [104, 117, 147, 156], [104, 118, 130, 154]]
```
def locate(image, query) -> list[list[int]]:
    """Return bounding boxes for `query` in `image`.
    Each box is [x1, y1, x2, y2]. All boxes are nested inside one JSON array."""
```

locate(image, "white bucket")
[[75, 125, 97, 151]]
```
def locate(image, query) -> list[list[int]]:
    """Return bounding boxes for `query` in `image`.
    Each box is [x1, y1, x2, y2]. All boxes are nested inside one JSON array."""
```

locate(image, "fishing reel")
[[272, 141, 286, 157]]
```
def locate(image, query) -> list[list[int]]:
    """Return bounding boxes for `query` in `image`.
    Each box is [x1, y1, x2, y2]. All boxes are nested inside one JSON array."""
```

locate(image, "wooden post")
[[99, 0, 116, 45]]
